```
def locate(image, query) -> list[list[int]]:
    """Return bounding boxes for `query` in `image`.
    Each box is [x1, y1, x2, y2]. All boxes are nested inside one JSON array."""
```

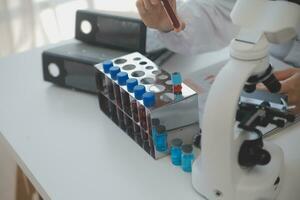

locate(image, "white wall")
[[0, 139, 16, 200]]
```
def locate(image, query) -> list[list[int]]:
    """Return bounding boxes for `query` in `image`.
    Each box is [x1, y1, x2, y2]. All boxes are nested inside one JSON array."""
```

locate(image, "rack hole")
[[123, 64, 136, 71], [160, 93, 174, 102], [150, 85, 166, 93], [165, 80, 173, 85], [114, 59, 127, 65], [157, 74, 168, 80], [152, 70, 161, 75], [141, 78, 155, 85], [145, 66, 154, 70], [139, 61, 147, 65], [131, 71, 145, 78]]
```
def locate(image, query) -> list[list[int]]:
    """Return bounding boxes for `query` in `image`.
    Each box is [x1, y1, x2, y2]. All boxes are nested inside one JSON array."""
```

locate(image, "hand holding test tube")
[[136, 0, 185, 32]]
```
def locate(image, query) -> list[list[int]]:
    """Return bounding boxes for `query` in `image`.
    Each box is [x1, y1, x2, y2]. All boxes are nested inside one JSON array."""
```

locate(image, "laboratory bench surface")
[[0, 44, 300, 200]]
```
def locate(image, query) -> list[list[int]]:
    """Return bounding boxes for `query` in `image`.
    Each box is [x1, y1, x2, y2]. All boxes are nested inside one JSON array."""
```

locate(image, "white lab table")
[[0, 45, 300, 200]]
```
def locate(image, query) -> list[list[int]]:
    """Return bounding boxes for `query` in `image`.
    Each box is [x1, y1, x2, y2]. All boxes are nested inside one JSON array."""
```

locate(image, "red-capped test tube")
[[171, 72, 183, 101]]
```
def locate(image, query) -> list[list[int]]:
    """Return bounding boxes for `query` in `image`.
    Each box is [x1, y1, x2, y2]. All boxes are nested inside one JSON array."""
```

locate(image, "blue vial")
[[143, 92, 156, 108], [109, 66, 121, 80], [170, 138, 183, 166], [151, 118, 160, 142], [103, 60, 113, 73], [133, 85, 146, 100], [171, 72, 183, 85], [117, 72, 129, 86], [126, 78, 138, 93], [181, 145, 194, 173], [155, 125, 168, 152]]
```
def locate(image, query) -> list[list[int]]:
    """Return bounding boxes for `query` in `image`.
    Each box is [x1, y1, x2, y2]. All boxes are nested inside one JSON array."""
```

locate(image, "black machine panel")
[[42, 41, 127, 93], [75, 10, 147, 54]]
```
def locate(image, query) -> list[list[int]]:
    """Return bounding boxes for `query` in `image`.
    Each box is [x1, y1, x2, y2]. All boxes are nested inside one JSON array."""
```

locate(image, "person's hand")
[[272, 68, 300, 114], [136, 0, 185, 32], [257, 68, 300, 114]]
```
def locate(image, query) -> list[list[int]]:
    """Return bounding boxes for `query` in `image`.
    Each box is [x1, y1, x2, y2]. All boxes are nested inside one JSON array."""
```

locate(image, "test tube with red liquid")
[[161, 0, 181, 32]]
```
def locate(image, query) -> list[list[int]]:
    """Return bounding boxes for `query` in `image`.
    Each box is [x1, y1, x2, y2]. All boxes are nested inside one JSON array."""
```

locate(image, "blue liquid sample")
[[155, 134, 168, 152], [171, 146, 182, 166], [181, 145, 194, 173], [152, 127, 158, 143], [171, 72, 183, 85]]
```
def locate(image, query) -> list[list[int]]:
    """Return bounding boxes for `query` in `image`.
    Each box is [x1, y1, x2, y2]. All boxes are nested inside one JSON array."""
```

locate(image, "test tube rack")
[[95, 52, 200, 159]]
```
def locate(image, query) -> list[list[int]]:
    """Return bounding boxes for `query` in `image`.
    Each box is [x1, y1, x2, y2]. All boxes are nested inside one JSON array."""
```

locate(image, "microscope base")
[[192, 142, 284, 200]]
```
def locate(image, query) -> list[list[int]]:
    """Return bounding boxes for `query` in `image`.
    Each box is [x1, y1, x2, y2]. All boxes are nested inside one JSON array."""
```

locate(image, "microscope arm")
[[192, 58, 265, 200]]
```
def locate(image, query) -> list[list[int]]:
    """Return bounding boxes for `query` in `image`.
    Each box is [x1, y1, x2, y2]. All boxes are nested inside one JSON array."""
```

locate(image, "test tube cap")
[[171, 138, 183, 147], [171, 72, 182, 85], [103, 60, 113, 73], [109, 66, 121, 80], [133, 85, 146, 100], [151, 118, 160, 127], [182, 144, 193, 154], [157, 125, 166, 133], [143, 92, 156, 108], [117, 72, 129, 86], [126, 78, 138, 93]]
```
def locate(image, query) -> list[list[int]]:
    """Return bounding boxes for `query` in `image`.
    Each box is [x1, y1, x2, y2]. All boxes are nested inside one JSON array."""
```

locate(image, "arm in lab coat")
[[157, 0, 239, 55]]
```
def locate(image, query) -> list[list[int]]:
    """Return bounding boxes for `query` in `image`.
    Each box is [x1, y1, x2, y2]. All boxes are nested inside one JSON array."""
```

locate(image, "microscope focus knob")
[[244, 65, 282, 93], [239, 139, 271, 168], [262, 73, 282, 93]]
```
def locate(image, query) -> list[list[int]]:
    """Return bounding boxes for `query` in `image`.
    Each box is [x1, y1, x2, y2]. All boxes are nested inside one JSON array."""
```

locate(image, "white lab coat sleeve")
[[157, 0, 239, 55]]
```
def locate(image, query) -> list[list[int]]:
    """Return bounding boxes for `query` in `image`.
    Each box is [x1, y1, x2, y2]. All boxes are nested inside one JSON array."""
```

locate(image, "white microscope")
[[192, 0, 300, 200]]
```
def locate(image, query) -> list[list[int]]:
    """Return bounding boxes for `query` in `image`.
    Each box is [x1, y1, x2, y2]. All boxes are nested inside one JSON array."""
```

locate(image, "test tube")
[[142, 92, 156, 130], [133, 85, 146, 123], [160, 0, 181, 31], [151, 118, 160, 144], [131, 99, 139, 122], [127, 78, 138, 118], [141, 130, 148, 141], [181, 144, 195, 173], [125, 115, 134, 139], [96, 72, 106, 94], [117, 72, 129, 109], [102, 61, 114, 99], [170, 138, 183, 166], [134, 123, 142, 146], [155, 125, 168, 152], [110, 102, 118, 124], [138, 105, 147, 130], [172, 72, 183, 101], [109, 66, 121, 108], [98, 92, 110, 116], [117, 109, 125, 131]]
